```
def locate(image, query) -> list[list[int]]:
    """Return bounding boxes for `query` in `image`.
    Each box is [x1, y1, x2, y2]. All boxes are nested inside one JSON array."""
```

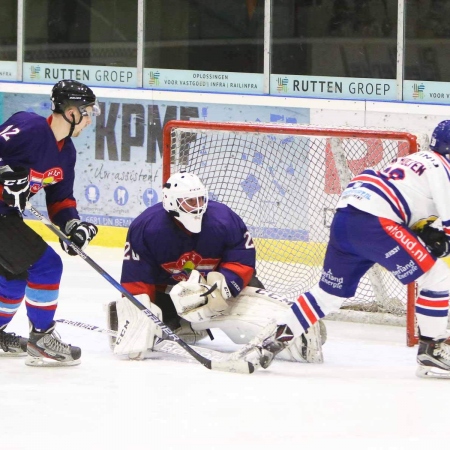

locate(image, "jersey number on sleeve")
[[0, 125, 20, 142], [124, 242, 140, 261], [244, 231, 255, 249]]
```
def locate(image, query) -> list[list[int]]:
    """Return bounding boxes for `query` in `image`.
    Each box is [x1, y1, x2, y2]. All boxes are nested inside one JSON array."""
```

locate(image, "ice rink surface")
[[2, 245, 450, 450]]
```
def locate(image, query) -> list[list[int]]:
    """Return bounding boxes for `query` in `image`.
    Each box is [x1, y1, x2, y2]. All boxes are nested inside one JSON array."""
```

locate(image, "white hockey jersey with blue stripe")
[[336, 150, 450, 235]]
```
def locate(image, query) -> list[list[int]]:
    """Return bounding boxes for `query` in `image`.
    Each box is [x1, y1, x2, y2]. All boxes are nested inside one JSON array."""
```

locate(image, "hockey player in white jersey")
[[241, 120, 450, 378]]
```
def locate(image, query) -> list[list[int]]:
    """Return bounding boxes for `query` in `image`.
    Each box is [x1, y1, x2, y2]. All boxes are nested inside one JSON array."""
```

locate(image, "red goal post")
[[163, 120, 425, 346]]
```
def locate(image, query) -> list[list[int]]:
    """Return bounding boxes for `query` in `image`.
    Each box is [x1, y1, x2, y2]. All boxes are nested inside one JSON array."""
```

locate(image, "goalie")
[[107, 171, 325, 363]]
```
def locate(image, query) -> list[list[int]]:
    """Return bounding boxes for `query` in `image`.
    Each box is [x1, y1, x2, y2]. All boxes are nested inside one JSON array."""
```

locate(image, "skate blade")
[[25, 355, 81, 367], [0, 351, 27, 357], [416, 365, 450, 379]]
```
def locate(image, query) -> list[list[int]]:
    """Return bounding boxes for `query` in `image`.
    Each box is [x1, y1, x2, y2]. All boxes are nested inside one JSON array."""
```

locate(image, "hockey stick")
[[27, 205, 255, 374], [55, 318, 231, 363]]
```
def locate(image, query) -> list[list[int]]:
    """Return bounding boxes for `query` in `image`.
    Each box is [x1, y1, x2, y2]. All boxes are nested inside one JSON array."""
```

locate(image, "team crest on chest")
[[162, 250, 220, 281], [29, 168, 64, 193]]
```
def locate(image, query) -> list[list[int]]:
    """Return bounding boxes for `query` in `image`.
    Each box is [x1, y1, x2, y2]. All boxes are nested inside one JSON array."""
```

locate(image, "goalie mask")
[[430, 120, 450, 159], [163, 172, 208, 233]]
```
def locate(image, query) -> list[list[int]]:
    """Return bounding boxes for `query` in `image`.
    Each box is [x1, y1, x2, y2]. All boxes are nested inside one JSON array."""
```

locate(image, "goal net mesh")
[[164, 122, 423, 326]]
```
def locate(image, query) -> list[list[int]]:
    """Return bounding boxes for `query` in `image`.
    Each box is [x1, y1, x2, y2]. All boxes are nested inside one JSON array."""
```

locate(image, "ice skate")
[[234, 321, 295, 369], [416, 336, 450, 379], [26, 321, 81, 367], [0, 324, 28, 357]]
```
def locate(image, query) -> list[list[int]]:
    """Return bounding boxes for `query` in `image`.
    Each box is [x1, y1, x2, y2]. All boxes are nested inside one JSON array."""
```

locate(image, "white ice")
[[2, 245, 448, 450]]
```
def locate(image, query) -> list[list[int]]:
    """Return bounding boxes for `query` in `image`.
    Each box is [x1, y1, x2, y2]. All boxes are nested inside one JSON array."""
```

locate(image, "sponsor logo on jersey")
[[29, 167, 64, 193], [385, 246, 400, 258], [320, 269, 344, 289], [161, 250, 220, 281], [391, 260, 418, 280], [384, 223, 427, 262]]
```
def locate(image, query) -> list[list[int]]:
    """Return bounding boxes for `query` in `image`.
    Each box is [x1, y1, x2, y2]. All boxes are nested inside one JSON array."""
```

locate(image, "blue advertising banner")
[[2, 91, 310, 227]]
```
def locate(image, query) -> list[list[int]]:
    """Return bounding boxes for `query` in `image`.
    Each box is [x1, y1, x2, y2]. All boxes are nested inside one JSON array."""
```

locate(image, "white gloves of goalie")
[[170, 270, 232, 323]]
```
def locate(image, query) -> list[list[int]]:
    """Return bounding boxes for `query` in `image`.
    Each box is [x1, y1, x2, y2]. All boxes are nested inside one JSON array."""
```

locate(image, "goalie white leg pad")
[[193, 287, 326, 363], [106, 301, 118, 350], [192, 286, 294, 342], [114, 294, 163, 360]]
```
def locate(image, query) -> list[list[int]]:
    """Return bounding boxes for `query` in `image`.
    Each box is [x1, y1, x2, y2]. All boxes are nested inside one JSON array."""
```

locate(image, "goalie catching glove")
[[170, 270, 231, 323], [60, 219, 98, 255], [416, 222, 450, 258]]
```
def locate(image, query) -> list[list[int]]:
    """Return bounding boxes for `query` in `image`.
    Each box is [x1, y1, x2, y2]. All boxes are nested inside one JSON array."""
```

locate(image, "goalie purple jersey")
[[0, 111, 80, 228], [121, 201, 256, 301]]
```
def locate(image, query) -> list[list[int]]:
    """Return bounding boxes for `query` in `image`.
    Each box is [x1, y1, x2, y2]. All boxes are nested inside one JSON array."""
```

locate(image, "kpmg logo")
[[412, 83, 425, 100], [148, 71, 160, 86], [30, 65, 41, 79], [276, 77, 288, 93]]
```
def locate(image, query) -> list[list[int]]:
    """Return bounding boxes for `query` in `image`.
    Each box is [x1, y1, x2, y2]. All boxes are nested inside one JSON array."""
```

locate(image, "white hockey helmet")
[[163, 172, 208, 233]]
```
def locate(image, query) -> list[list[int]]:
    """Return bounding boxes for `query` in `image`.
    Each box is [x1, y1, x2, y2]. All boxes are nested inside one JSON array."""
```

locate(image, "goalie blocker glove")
[[0, 166, 30, 212], [60, 219, 98, 255], [417, 223, 450, 258]]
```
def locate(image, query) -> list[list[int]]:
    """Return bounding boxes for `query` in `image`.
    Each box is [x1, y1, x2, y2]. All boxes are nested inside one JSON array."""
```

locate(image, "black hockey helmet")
[[51, 79, 100, 118]]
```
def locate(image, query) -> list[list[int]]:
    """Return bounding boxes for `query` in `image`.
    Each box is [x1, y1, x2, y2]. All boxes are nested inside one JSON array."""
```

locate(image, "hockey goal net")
[[163, 120, 426, 346]]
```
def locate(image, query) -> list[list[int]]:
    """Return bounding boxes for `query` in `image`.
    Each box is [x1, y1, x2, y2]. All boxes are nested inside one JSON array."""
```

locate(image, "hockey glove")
[[417, 223, 450, 258], [170, 270, 231, 323], [0, 166, 30, 212], [60, 219, 98, 256]]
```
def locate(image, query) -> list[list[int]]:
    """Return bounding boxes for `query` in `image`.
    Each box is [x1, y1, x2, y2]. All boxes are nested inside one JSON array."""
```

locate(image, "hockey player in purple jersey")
[[241, 120, 450, 378], [107, 172, 325, 363], [0, 80, 100, 366]]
